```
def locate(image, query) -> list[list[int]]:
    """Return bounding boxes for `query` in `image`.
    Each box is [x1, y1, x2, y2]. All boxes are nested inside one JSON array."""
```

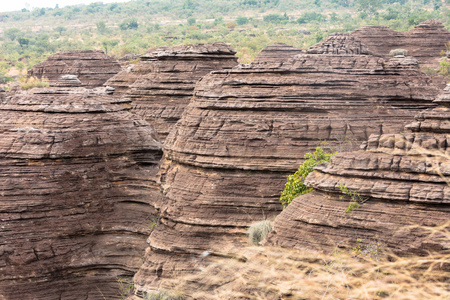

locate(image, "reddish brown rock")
[[254, 43, 303, 62], [352, 19, 450, 67], [307, 33, 371, 55], [29, 50, 122, 88], [0, 86, 163, 299], [266, 87, 450, 255], [132, 37, 441, 293], [105, 43, 238, 141]]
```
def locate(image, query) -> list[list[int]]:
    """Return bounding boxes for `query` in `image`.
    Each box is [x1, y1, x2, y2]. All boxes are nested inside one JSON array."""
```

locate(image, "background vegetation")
[[1, 0, 450, 83]]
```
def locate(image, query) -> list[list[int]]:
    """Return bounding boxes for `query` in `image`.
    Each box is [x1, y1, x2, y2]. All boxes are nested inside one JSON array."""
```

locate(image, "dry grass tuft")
[[159, 223, 450, 300], [18, 76, 49, 90], [248, 220, 273, 246], [389, 49, 408, 57]]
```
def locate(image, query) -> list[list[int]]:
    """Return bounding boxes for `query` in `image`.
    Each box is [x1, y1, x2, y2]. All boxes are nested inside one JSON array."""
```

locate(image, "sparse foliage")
[[280, 147, 336, 208], [338, 183, 368, 213]]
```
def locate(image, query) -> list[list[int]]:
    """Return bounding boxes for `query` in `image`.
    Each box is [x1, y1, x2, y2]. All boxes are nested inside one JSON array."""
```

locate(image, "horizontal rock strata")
[[0, 87, 163, 299], [132, 36, 442, 293], [29, 50, 122, 88], [254, 43, 303, 63], [266, 87, 450, 255], [105, 43, 238, 141], [352, 19, 450, 67]]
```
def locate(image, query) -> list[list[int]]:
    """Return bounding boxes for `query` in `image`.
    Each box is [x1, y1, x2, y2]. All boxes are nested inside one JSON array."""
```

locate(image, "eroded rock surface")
[[307, 33, 371, 55], [352, 19, 450, 67], [105, 43, 238, 141], [0, 86, 163, 299], [254, 43, 303, 62], [266, 87, 450, 255], [132, 37, 441, 292], [29, 50, 122, 88]]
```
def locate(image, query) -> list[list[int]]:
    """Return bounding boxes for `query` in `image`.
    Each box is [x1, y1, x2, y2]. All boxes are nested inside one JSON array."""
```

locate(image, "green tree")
[[54, 26, 67, 36], [356, 0, 383, 19], [280, 147, 336, 208], [18, 37, 29, 48], [236, 16, 249, 25], [4, 28, 22, 41], [119, 18, 139, 30], [187, 17, 196, 26], [101, 39, 119, 55], [96, 21, 107, 34]]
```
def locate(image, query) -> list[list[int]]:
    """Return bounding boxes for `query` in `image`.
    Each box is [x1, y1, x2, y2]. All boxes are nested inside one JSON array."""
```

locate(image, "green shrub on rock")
[[280, 147, 336, 208]]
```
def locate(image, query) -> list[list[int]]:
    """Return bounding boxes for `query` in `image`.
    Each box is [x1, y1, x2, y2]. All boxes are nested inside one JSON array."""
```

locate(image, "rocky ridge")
[[352, 19, 450, 67], [105, 43, 238, 141], [131, 37, 441, 293], [0, 84, 163, 299], [29, 50, 122, 88], [266, 86, 450, 255]]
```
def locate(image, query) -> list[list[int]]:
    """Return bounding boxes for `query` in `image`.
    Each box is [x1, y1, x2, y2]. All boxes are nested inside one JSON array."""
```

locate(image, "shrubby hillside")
[[1, 0, 449, 82]]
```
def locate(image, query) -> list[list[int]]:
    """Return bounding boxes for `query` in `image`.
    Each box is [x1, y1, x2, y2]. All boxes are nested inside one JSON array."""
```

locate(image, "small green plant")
[[248, 220, 273, 246], [117, 277, 135, 300], [338, 183, 368, 213], [280, 147, 336, 208], [144, 289, 185, 300], [389, 48, 408, 56]]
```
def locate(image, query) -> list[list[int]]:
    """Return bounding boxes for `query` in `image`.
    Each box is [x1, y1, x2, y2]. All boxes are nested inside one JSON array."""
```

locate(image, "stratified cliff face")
[[352, 19, 450, 67], [132, 36, 441, 292], [0, 86, 163, 299], [29, 50, 122, 88], [105, 43, 238, 141], [266, 87, 450, 255]]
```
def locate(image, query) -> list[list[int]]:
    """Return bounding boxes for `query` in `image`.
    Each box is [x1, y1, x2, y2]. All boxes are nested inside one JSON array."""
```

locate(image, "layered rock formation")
[[105, 43, 238, 141], [0, 86, 163, 299], [29, 50, 122, 88], [307, 33, 371, 55], [254, 43, 303, 62], [267, 87, 450, 255], [352, 20, 450, 67], [132, 36, 441, 293]]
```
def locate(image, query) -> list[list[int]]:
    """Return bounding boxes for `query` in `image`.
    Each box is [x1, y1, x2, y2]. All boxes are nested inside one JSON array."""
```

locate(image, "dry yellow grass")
[[18, 76, 49, 90], [154, 223, 449, 300]]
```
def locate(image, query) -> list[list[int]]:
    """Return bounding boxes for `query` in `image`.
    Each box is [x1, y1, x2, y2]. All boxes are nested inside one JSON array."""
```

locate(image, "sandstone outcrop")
[[0, 86, 163, 299], [132, 36, 441, 293], [254, 43, 303, 62], [105, 43, 238, 141], [307, 33, 371, 55], [266, 87, 450, 255], [352, 19, 450, 67], [29, 50, 122, 88]]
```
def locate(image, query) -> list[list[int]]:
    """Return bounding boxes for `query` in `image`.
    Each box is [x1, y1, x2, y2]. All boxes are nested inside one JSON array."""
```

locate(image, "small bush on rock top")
[[389, 48, 408, 57], [144, 290, 184, 300], [280, 147, 336, 208], [248, 220, 273, 246]]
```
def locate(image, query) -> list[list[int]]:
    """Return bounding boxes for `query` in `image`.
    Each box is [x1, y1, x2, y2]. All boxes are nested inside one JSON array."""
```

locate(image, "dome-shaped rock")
[[29, 50, 122, 88], [0, 86, 163, 299]]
